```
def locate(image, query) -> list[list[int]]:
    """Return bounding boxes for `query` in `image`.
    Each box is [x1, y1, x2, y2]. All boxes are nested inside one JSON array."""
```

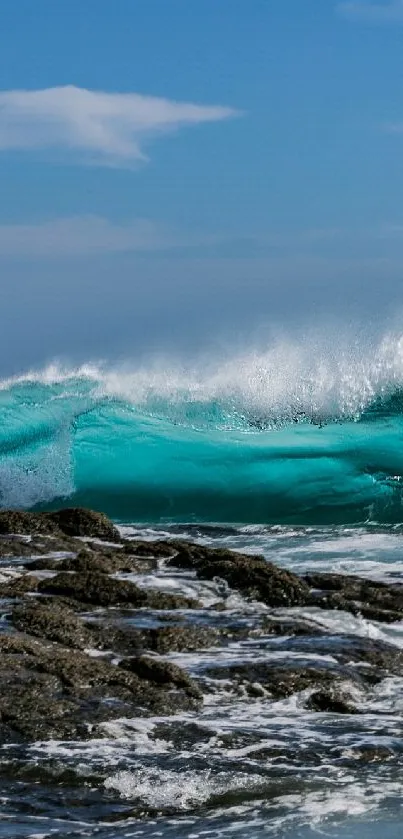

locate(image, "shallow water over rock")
[[0, 512, 403, 837]]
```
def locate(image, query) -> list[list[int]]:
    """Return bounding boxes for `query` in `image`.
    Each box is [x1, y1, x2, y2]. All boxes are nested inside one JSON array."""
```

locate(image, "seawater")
[[2, 333, 403, 522], [1, 523, 403, 837], [2, 336, 403, 837]]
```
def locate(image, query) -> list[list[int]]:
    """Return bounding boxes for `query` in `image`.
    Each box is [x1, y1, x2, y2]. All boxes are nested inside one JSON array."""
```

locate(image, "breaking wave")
[[3, 333, 403, 523]]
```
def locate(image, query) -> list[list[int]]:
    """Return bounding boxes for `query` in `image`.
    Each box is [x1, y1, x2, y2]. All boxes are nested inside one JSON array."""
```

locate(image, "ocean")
[[1, 335, 403, 837]]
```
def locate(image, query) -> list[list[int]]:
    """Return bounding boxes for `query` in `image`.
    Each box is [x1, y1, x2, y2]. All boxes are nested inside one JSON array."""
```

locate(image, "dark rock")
[[0, 574, 40, 598], [306, 689, 359, 714], [37, 570, 149, 607], [326, 635, 403, 675], [203, 634, 403, 704], [141, 625, 219, 654], [204, 659, 367, 700], [31, 534, 85, 553], [0, 671, 86, 742], [197, 556, 309, 607], [83, 545, 159, 574], [82, 620, 219, 656], [87, 621, 145, 655], [0, 511, 57, 536], [0, 633, 201, 742], [57, 550, 135, 575], [26, 557, 62, 571], [119, 655, 201, 698], [39, 594, 100, 613], [253, 635, 403, 681], [0, 507, 120, 543], [166, 543, 207, 568], [48, 508, 121, 542], [261, 616, 326, 637], [168, 545, 309, 607], [0, 537, 39, 559], [38, 571, 197, 610], [23, 536, 89, 564], [3, 513, 403, 753], [305, 572, 403, 623], [359, 605, 403, 623], [354, 746, 396, 763], [11, 601, 93, 649], [152, 720, 213, 751], [122, 540, 176, 558], [168, 543, 403, 622], [27, 548, 148, 575]]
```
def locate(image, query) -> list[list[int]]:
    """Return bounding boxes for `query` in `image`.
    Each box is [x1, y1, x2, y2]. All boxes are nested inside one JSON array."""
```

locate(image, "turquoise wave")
[[1, 350, 403, 524]]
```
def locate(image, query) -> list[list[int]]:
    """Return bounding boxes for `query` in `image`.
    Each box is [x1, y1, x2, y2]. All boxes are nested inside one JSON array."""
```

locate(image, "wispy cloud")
[[337, 1, 403, 22], [384, 121, 403, 134], [0, 216, 209, 257], [0, 85, 238, 167], [0, 214, 344, 259], [0, 216, 352, 259]]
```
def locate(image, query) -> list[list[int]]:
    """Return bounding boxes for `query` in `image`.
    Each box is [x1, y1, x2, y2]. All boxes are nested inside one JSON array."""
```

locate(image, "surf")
[[2, 333, 403, 524]]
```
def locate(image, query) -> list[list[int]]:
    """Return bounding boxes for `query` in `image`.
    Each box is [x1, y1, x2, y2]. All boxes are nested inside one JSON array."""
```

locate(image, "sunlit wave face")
[[2, 331, 403, 522]]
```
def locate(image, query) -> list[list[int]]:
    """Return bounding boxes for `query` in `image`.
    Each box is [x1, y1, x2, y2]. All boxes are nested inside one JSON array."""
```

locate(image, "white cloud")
[[337, 1, 403, 22], [0, 85, 238, 166]]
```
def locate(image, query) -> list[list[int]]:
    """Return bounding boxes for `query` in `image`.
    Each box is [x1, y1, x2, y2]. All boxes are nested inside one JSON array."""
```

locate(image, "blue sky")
[[1, 0, 403, 372]]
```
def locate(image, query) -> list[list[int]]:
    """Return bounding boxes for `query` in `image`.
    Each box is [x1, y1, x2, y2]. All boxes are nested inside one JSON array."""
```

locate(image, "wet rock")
[[57, 550, 135, 575], [152, 720, 214, 751], [119, 655, 201, 699], [253, 634, 403, 681], [140, 625, 219, 654], [0, 633, 201, 742], [48, 508, 121, 542], [31, 534, 86, 553], [261, 616, 326, 637], [38, 571, 197, 610], [122, 540, 176, 559], [0, 537, 39, 559], [2, 511, 403, 754], [83, 546, 159, 574], [0, 672, 86, 742], [81, 619, 219, 657], [0, 511, 57, 536], [354, 746, 396, 763], [168, 545, 309, 607], [204, 659, 367, 700], [11, 601, 93, 649], [359, 605, 403, 623], [0, 507, 120, 543], [0, 574, 40, 598], [168, 543, 403, 622], [328, 635, 403, 675], [305, 689, 359, 714], [197, 556, 309, 607], [203, 634, 403, 702], [26, 548, 146, 575], [37, 570, 145, 606], [165, 542, 207, 568], [26, 557, 62, 571], [87, 620, 145, 655], [39, 594, 101, 613], [305, 572, 403, 623]]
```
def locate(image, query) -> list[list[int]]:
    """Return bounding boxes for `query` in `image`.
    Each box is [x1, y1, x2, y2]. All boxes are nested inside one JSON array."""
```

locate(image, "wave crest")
[[2, 333, 403, 522]]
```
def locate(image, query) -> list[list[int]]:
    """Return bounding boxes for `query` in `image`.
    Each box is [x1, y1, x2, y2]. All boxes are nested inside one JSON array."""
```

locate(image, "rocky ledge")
[[0, 506, 402, 743]]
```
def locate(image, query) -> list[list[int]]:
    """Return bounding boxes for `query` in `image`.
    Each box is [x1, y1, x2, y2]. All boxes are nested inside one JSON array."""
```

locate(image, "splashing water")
[[2, 333, 403, 522]]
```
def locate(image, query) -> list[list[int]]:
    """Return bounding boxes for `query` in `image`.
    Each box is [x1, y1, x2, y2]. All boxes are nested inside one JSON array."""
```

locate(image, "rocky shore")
[[0, 506, 402, 746]]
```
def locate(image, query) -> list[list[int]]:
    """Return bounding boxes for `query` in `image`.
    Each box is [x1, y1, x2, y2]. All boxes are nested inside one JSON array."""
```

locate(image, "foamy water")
[[0, 522, 403, 838]]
